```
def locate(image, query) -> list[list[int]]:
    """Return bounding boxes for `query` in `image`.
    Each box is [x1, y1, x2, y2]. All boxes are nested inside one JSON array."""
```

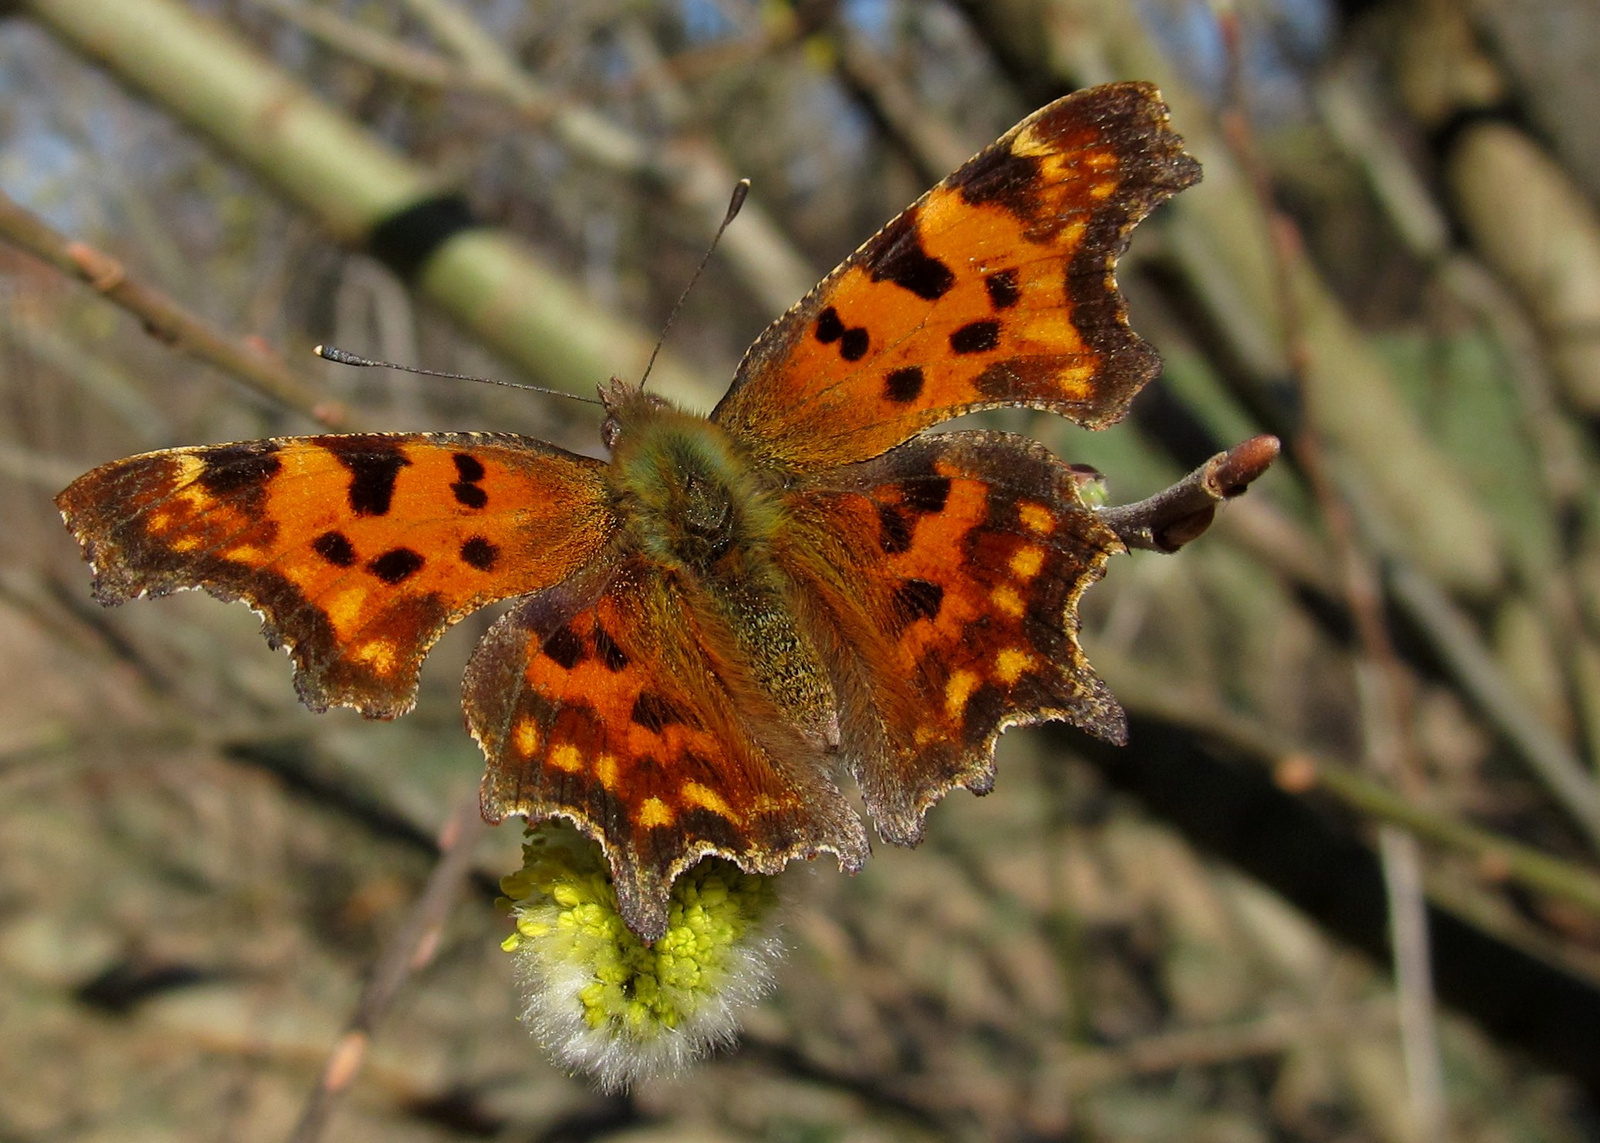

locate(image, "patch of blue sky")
[[679, 0, 739, 43], [1135, 0, 1333, 124]]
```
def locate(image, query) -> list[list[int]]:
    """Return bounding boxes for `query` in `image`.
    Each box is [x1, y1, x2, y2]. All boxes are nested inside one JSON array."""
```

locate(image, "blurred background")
[[4, 0, 1600, 1139]]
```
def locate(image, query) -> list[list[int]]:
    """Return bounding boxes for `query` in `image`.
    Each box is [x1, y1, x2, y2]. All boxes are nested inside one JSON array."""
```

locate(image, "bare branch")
[[0, 189, 348, 429], [287, 799, 485, 1143], [1098, 435, 1280, 553]]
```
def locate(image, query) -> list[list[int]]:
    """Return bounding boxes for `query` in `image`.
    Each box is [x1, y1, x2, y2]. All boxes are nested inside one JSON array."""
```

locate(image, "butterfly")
[[58, 82, 1203, 941]]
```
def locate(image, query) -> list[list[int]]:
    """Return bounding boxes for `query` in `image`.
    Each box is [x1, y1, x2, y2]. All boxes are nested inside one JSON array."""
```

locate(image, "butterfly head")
[[598, 376, 675, 451]]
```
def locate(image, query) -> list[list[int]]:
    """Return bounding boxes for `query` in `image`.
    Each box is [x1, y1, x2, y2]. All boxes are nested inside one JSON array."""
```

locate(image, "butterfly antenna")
[[638, 178, 750, 393], [313, 345, 604, 406]]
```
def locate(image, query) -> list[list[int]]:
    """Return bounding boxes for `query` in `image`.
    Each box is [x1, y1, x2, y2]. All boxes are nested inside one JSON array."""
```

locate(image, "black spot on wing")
[[542, 625, 585, 670], [839, 327, 870, 362], [452, 482, 488, 509], [630, 692, 683, 732], [452, 453, 485, 482], [985, 269, 1021, 310], [367, 547, 424, 584], [326, 440, 410, 517], [197, 442, 282, 495], [884, 366, 925, 404], [950, 320, 1001, 355], [864, 209, 956, 300], [593, 626, 629, 672], [312, 530, 356, 567], [954, 146, 1044, 219], [452, 451, 488, 508], [903, 477, 951, 515], [815, 307, 845, 344], [460, 536, 498, 570], [877, 503, 913, 554], [893, 578, 944, 623]]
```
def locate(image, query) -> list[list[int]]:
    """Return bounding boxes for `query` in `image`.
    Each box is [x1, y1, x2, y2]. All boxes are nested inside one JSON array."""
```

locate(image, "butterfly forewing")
[[713, 82, 1200, 469], [56, 434, 616, 718]]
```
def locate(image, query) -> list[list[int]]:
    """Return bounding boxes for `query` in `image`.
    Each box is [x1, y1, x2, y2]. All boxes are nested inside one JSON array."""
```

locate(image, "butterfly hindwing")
[[713, 82, 1200, 469], [56, 433, 615, 718], [465, 558, 870, 941], [779, 431, 1126, 843]]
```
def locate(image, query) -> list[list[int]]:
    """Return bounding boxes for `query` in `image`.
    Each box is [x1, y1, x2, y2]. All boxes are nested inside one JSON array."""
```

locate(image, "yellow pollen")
[[945, 669, 981, 719], [991, 584, 1025, 617], [594, 753, 620, 789], [1018, 502, 1055, 534], [682, 781, 739, 821], [514, 718, 541, 758], [995, 648, 1034, 684], [638, 797, 674, 827], [1009, 545, 1045, 580], [549, 743, 583, 773]]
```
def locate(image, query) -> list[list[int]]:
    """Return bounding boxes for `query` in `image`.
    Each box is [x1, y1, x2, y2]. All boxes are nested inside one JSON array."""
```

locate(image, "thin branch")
[[396, 0, 818, 316], [1099, 665, 1600, 921], [286, 798, 485, 1143], [0, 189, 347, 430], [248, 0, 466, 89], [1099, 434, 1280, 552]]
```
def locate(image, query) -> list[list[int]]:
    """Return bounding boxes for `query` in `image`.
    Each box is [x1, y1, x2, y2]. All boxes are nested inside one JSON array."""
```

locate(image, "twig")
[[1099, 435, 1280, 552], [248, 0, 466, 89], [395, 0, 818, 317], [286, 797, 484, 1143], [0, 189, 347, 430], [1098, 665, 1600, 921], [1386, 559, 1600, 849]]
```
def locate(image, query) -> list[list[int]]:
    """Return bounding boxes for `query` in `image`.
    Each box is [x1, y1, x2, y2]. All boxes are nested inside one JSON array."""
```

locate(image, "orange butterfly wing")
[[713, 81, 1199, 468], [464, 558, 869, 940], [777, 432, 1125, 842], [56, 434, 615, 718]]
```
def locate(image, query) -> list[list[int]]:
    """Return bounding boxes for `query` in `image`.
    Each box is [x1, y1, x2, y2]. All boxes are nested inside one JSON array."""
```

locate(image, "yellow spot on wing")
[[682, 782, 739, 822], [549, 743, 582, 773], [1010, 545, 1045, 580], [1018, 502, 1055, 534], [594, 753, 620, 790], [514, 718, 541, 758], [171, 536, 200, 552], [1089, 179, 1118, 200], [638, 797, 674, 827], [991, 584, 1025, 617], [995, 648, 1034, 685], [325, 586, 368, 633], [945, 669, 981, 719], [352, 640, 396, 673]]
